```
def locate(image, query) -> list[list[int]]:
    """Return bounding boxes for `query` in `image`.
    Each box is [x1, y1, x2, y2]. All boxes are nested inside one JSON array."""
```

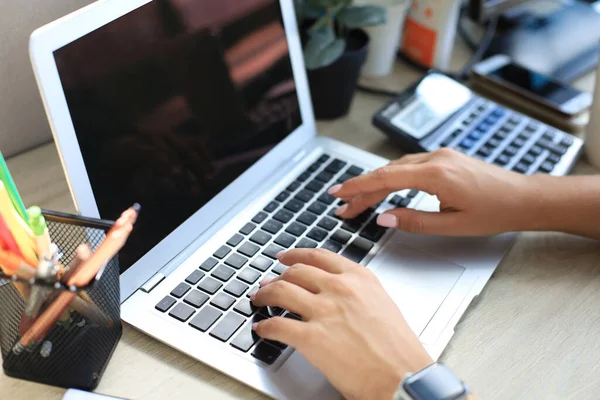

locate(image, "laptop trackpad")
[[368, 242, 465, 336]]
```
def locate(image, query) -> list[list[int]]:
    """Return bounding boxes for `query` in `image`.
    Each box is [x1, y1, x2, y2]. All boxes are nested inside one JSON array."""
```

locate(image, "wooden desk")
[[4, 40, 600, 399]]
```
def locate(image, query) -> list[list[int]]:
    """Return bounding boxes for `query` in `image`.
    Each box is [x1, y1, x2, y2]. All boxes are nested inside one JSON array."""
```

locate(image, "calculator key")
[[250, 230, 272, 246], [189, 306, 222, 332], [337, 172, 354, 183], [297, 211, 318, 226], [252, 212, 269, 224], [285, 222, 307, 237], [307, 202, 328, 215], [322, 240, 343, 253], [197, 277, 223, 295], [459, 138, 475, 149], [297, 172, 311, 182], [275, 191, 290, 202], [250, 256, 273, 272], [305, 180, 324, 193], [315, 171, 334, 183], [273, 209, 294, 223], [169, 303, 195, 322], [341, 238, 374, 263], [211, 292, 236, 311], [210, 312, 246, 342], [308, 162, 320, 172], [274, 233, 296, 248], [307, 227, 329, 242], [294, 190, 314, 203], [525, 123, 539, 132], [520, 153, 536, 165], [547, 153, 562, 164], [227, 233, 244, 247], [296, 238, 318, 248], [537, 139, 568, 156], [224, 280, 249, 298], [262, 220, 283, 234], [468, 131, 485, 141], [487, 138, 501, 148], [247, 286, 259, 298], [225, 252, 249, 269], [528, 145, 543, 157], [264, 202, 279, 213], [252, 342, 282, 365], [512, 163, 529, 174], [439, 137, 453, 147], [184, 290, 210, 308], [331, 229, 352, 245], [212, 265, 236, 282], [494, 154, 511, 166], [284, 199, 304, 213], [234, 299, 259, 317], [287, 181, 302, 192], [171, 282, 191, 298], [476, 146, 492, 158], [492, 107, 506, 117], [237, 268, 261, 285], [509, 115, 521, 124], [325, 159, 347, 173], [213, 245, 231, 259], [200, 257, 218, 272], [512, 137, 527, 148], [272, 263, 288, 275], [239, 222, 257, 235], [318, 192, 337, 205], [185, 270, 205, 285], [346, 166, 364, 176], [539, 161, 554, 173], [317, 217, 338, 231], [503, 146, 519, 157], [155, 296, 176, 313], [318, 154, 331, 163], [231, 315, 266, 352], [560, 136, 574, 147], [263, 244, 285, 259]]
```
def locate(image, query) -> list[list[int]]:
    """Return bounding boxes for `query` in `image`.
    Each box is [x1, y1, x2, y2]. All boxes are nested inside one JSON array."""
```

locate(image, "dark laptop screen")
[[53, 0, 302, 272]]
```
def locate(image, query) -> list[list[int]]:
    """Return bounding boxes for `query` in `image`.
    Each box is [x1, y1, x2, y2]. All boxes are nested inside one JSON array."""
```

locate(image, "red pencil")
[[0, 213, 23, 257]]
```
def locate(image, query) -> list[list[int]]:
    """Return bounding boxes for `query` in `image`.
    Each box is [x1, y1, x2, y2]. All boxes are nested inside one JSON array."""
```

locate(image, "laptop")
[[29, 0, 515, 398]]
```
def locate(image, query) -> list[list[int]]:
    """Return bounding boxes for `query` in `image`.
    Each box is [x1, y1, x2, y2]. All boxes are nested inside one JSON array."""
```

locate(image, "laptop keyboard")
[[154, 154, 421, 365]]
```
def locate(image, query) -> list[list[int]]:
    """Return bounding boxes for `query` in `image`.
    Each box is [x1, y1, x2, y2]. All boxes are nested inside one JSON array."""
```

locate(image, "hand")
[[328, 148, 539, 236], [251, 249, 433, 400]]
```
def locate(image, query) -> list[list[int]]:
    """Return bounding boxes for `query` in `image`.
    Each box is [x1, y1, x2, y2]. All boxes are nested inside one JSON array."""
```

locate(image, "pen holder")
[[0, 210, 122, 390]]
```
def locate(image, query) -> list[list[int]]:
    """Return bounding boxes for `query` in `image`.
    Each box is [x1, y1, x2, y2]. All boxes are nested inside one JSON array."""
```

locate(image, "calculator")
[[372, 73, 583, 176]]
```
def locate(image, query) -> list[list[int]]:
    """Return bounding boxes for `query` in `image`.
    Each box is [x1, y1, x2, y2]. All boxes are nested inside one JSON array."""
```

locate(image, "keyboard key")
[[294, 189, 314, 203], [547, 153, 561, 164], [211, 292, 236, 311], [318, 217, 338, 231], [539, 161, 554, 173], [307, 202, 328, 215], [305, 180, 324, 193], [185, 270, 205, 285], [287, 181, 301, 192], [407, 189, 419, 198], [239, 222, 257, 235], [227, 233, 244, 247], [155, 296, 176, 313], [264, 202, 279, 213], [297, 211, 318, 226], [250, 256, 273, 272], [189, 306, 222, 332], [520, 153, 536, 165], [171, 283, 191, 298], [297, 172, 311, 182], [296, 238, 318, 248], [225, 253, 249, 269], [169, 303, 195, 322], [231, 315, 266, 351], [286, 222, 307, 237], [395, 197, 411, 208], [322, 240, 343, 253], [315, 171, 334, 183], [200, 257, 218, 272], [184, 290, 210, 308], [337, 173, 354, 183], [252, 212, 268, 224], [263, 244, 285, 259], [341, 238, 374, 263], [318, 154, 331, 163], [234, 298, 259, 317], [284, 312, 302, 321], [528, 145, 543, 157], [328, 208, 342, 220], [512, 163, 529, 174], [342, 220, 362, 233], [237, 268, 261, 284], [346, 166, 364, 176], [247, 286, 259, 298], [212, 265, 236, 282], [262, 220, 283, 234], [360, 220, 387, 242], [276, 191, 290, 202], [307, 227, 328, 242], [265, 340, 288, 350], [252, 342, 282, 365], [284, 199, 304, 213], [214, 245, 231, 259], [250, 231, 272, 246], [272, 263, 288, 275], [210, 312, 246, 342], [325, 159, 347, 173], [318, 192, 336, 205], [331, 229, 352, 244], [198, 277, 223, 294], [225, 280, 249, 298], [274, 233, 296, 248], [494, 154, 510, 166], [238, 242, 260, 258]]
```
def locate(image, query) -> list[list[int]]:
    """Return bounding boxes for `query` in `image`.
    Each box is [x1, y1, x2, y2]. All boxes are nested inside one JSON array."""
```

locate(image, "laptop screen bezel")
[[29, 0, 317, 301]]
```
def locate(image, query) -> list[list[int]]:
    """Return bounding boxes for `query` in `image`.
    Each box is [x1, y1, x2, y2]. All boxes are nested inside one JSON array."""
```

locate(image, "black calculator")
[[372, 73, 583, 176]]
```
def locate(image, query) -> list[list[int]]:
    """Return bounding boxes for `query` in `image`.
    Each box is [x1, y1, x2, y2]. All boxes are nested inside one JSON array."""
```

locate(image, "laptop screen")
[[53, 0, 302, 272]]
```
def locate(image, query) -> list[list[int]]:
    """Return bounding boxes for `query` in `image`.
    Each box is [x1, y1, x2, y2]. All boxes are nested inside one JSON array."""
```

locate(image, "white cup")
[[585, 55, 600, 169]]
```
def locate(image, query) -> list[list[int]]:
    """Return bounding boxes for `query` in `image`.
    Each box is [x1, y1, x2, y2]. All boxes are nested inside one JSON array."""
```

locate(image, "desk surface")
[[4, 39, 600, 400]]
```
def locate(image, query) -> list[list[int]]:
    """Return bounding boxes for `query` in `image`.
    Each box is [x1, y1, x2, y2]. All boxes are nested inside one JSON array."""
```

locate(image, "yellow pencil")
[[0, 182, 37, 266]]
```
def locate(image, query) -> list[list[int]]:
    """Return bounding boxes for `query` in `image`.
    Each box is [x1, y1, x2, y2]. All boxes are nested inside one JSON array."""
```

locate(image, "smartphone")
[[471, 55, 592, 117]]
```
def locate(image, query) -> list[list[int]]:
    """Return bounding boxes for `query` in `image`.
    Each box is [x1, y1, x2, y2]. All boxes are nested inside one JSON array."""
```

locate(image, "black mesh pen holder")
[[0, 210, 122, 390]]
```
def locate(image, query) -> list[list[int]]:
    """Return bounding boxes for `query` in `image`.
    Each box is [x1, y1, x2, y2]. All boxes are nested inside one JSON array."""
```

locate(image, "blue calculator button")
[[485, 115, 499, 125], [468, 131, 485, 141], [459, 138, 475, 149], [477, 122, 492, 132], [492, 107, 506, 117]]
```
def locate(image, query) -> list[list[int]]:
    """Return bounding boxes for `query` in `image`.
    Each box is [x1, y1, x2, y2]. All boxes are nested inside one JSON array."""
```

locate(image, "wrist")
[[379, 351, 433, 400], [511, 174, 561, 232]]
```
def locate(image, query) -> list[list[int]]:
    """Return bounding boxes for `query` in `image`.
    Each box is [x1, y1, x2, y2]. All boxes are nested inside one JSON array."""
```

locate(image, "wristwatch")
[[393, 363, 469, 400]]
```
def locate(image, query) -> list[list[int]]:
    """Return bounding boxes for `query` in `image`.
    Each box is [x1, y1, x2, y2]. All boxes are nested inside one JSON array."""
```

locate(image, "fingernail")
[[252, 323, 258, 331], [335, 204, 348, 216], [276, 250, 286, 259], [328, 184, 342, 195], [377, 213, 398, 228], [260, 278, 273, 287]]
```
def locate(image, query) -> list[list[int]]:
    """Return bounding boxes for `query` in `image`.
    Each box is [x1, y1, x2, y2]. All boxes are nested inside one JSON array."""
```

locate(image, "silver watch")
[[393, 363, 469, 400]]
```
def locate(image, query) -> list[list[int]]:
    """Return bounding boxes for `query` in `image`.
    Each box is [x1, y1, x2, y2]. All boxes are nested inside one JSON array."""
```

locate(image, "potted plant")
[[294, 0, 387, 119]]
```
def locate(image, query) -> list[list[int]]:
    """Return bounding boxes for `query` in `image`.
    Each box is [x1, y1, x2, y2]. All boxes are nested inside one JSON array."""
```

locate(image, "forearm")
[[521, 175, 600, 239]]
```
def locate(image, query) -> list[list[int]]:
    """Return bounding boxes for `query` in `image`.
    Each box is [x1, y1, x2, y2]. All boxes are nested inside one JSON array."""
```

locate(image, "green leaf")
[[304, 25, 346, 69], [308, 15, 332, 35], [307, 0, 339, 8], [338, 5, 387, 29]]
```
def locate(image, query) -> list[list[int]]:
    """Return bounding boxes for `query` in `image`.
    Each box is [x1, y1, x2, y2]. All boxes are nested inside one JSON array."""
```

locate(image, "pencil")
[[0, 182, 37, 266], [0, 151, 28, 224]]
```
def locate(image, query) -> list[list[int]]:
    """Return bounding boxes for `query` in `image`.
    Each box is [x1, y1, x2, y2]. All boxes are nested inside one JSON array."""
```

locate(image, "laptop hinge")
[[140, 273, 165, 293]]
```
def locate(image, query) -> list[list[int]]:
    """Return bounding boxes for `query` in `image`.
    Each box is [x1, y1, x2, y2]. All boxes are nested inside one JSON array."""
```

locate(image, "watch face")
[[403, 364, 468, 400]]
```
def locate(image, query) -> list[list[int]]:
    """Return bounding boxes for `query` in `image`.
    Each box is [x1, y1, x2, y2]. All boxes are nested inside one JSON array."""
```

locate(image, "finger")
[[329, 164, 438, 199], [335, 191, 389, 219], [278, 248, 352, 274], [252, 280, 317, 317], [376, 208, 463, 235], [270, 263, 331, 293], [253, 316, 307, 349]]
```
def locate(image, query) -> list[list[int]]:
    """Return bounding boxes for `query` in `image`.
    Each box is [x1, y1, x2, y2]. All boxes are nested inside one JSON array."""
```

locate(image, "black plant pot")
[[306, 29, 370, 120]]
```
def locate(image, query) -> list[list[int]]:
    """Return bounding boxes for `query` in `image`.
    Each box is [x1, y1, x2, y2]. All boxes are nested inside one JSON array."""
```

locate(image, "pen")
[[27, 207, 51, 260], [0, 248, 36, 279], [0, 151, 29, 224], [61, 244, 92, 283], [0, 182, 37, 266], [19, 257, 55, 335]]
